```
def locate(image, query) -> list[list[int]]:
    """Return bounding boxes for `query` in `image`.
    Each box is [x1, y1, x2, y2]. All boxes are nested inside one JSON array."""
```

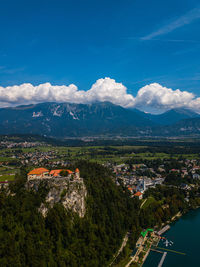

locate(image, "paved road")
[[140, 198, 147, 209], [110, 232, 129, 266]]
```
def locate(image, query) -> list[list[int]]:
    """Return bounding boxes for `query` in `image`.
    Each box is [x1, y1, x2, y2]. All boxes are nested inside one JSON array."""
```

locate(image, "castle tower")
[[142, 177, 146, 192], [75, 168, 80, 179]]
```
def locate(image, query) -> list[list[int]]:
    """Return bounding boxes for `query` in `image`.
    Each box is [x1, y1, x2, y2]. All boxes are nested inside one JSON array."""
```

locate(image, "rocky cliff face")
[[26, 177, 87, 217]]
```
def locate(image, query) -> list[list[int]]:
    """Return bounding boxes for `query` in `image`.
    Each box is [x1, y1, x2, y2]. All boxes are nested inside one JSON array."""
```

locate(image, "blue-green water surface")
[[143, 209, 200, 267]]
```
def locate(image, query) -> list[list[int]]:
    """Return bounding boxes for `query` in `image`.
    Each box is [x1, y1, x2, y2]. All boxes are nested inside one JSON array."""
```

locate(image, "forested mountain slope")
[[0, 162, 140, 267]]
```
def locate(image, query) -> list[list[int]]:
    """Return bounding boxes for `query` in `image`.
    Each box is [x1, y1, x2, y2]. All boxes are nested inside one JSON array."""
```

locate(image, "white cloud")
[[142, 7, 200, 40], [1, 78, 200, 113], [134, 83, 200, 113], [134, 83, 195, 109], [0, 77, 135, 108], [85, 78, 135, 107]]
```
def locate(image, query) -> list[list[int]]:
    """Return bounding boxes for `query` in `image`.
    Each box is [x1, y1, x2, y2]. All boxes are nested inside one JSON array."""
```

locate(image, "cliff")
[[26, 176, 87, 217]]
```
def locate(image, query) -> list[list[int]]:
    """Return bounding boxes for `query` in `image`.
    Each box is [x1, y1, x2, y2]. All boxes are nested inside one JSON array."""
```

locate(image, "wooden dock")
[[150, 248, 163, 254], [158, 252, 167, 267], [156, 246, 186, 255], [157, 225, 170, 235]]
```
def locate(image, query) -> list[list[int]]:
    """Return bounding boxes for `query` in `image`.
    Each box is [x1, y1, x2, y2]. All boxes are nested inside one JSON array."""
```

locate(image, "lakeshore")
[[125, 210, 189, 267], [144, 208, 200, 266], [125, 210, 182, 266]]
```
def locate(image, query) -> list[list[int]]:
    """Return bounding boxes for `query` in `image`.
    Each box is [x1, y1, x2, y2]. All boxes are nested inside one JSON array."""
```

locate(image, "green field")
[[0, 144, 199, 169], [0, 174, 15, 182]]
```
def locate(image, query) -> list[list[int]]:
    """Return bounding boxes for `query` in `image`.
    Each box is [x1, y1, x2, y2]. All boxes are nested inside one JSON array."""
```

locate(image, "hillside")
[[0, 162, 140, 267]]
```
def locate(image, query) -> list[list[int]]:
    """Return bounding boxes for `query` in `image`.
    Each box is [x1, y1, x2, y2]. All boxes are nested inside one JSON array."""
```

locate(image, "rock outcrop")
[[26, 176, 87, 217]]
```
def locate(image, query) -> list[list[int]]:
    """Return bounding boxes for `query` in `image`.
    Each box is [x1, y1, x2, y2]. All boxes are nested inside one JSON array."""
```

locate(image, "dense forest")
[[0, 162, 140, 267]]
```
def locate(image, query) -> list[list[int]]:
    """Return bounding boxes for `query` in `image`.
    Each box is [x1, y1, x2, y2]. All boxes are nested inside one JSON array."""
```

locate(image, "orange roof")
[[28, 168, 49, 175], [75, 168, 80, 173], [128, 187, 133, 191], [52, 169, 73, 175], [49, 169, 62, 177], [134, 192, 142, 197]]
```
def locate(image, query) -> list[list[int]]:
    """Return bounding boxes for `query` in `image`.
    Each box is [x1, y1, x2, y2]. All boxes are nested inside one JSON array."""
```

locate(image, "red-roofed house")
[[28, 168, 49, 180], [169, 169, 179, 173], [128, 187, 133, 193], [134, 191, 143, 200], [49, 169, 63, 177]]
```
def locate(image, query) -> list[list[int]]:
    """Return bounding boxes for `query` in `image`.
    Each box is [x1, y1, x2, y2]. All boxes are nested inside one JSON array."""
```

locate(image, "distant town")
[[1, 139, 200, 200]]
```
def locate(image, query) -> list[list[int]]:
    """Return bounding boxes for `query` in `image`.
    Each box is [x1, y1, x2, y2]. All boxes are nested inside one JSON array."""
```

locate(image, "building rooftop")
[[49, 169, 62, 176], [134, 191, 142, 197], [28, 168, 49, 175]]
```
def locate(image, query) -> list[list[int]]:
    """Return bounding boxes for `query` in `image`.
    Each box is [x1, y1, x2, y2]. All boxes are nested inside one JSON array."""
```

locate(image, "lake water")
[[143, 208, 200, 267]]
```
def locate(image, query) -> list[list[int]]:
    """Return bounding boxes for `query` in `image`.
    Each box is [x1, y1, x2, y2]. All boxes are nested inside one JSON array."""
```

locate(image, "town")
[[1, 141, 200, 196], [112, 158, 200, 199]]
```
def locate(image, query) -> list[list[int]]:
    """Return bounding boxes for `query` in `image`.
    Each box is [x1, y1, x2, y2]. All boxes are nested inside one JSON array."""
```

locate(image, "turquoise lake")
[[143, 208, 200, 267]]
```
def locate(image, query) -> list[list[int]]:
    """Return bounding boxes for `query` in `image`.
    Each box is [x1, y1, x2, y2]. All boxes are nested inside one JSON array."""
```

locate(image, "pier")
[[156, 246, 186, 255], [150, 246, 186, 267], [157, 225, 170, 235], [150, 248, 163, 253], [158, 252, 167, 267]]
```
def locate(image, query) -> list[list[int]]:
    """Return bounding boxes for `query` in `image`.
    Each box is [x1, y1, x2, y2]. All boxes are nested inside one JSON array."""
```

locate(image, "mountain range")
[[0, 101, 200, 137], [146, 108, 199, 125]]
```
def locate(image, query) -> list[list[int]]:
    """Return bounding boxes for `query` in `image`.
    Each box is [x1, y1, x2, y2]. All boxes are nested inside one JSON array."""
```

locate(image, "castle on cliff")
[[27, 167, 80, 181]]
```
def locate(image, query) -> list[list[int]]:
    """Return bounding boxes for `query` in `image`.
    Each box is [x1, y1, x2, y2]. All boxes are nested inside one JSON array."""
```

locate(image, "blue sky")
[[1, 0, 200, 112]]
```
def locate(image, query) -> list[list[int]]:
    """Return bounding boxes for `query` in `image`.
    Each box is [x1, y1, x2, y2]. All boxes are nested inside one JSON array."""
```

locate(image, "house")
[[114, 164, 128, 173], [132, 164, 146, 170], [192, 173, 200, 179], [28, 168, 49, 180], [192, 166, 200, 173], [181, 168, 188, 177], [128, 187, 133, 193], [134, 191, 143, 200], [169, 169, 180, 173], [158, 167, 165, 173], [49, 169, 63, 177], [180, 183, 191, 190], [154, 178, 164, 185]]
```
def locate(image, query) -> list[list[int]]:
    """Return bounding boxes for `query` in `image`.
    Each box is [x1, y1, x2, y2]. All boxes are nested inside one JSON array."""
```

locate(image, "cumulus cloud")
[[0, 82, 83, 105], [1, 77, 200, 113], [85, 78, 135, 107], [134, 83, 200, 113], [0, 77, 135, 108], [134, 83, 195, 109]]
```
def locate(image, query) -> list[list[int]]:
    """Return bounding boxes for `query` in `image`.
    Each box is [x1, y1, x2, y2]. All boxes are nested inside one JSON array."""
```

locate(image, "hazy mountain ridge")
[[156, 117, 200, 136], [147, 108, 199, 125]]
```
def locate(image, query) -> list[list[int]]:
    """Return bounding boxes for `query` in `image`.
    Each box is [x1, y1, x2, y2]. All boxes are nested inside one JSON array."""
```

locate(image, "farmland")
[[1, 139, 200, 182]]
